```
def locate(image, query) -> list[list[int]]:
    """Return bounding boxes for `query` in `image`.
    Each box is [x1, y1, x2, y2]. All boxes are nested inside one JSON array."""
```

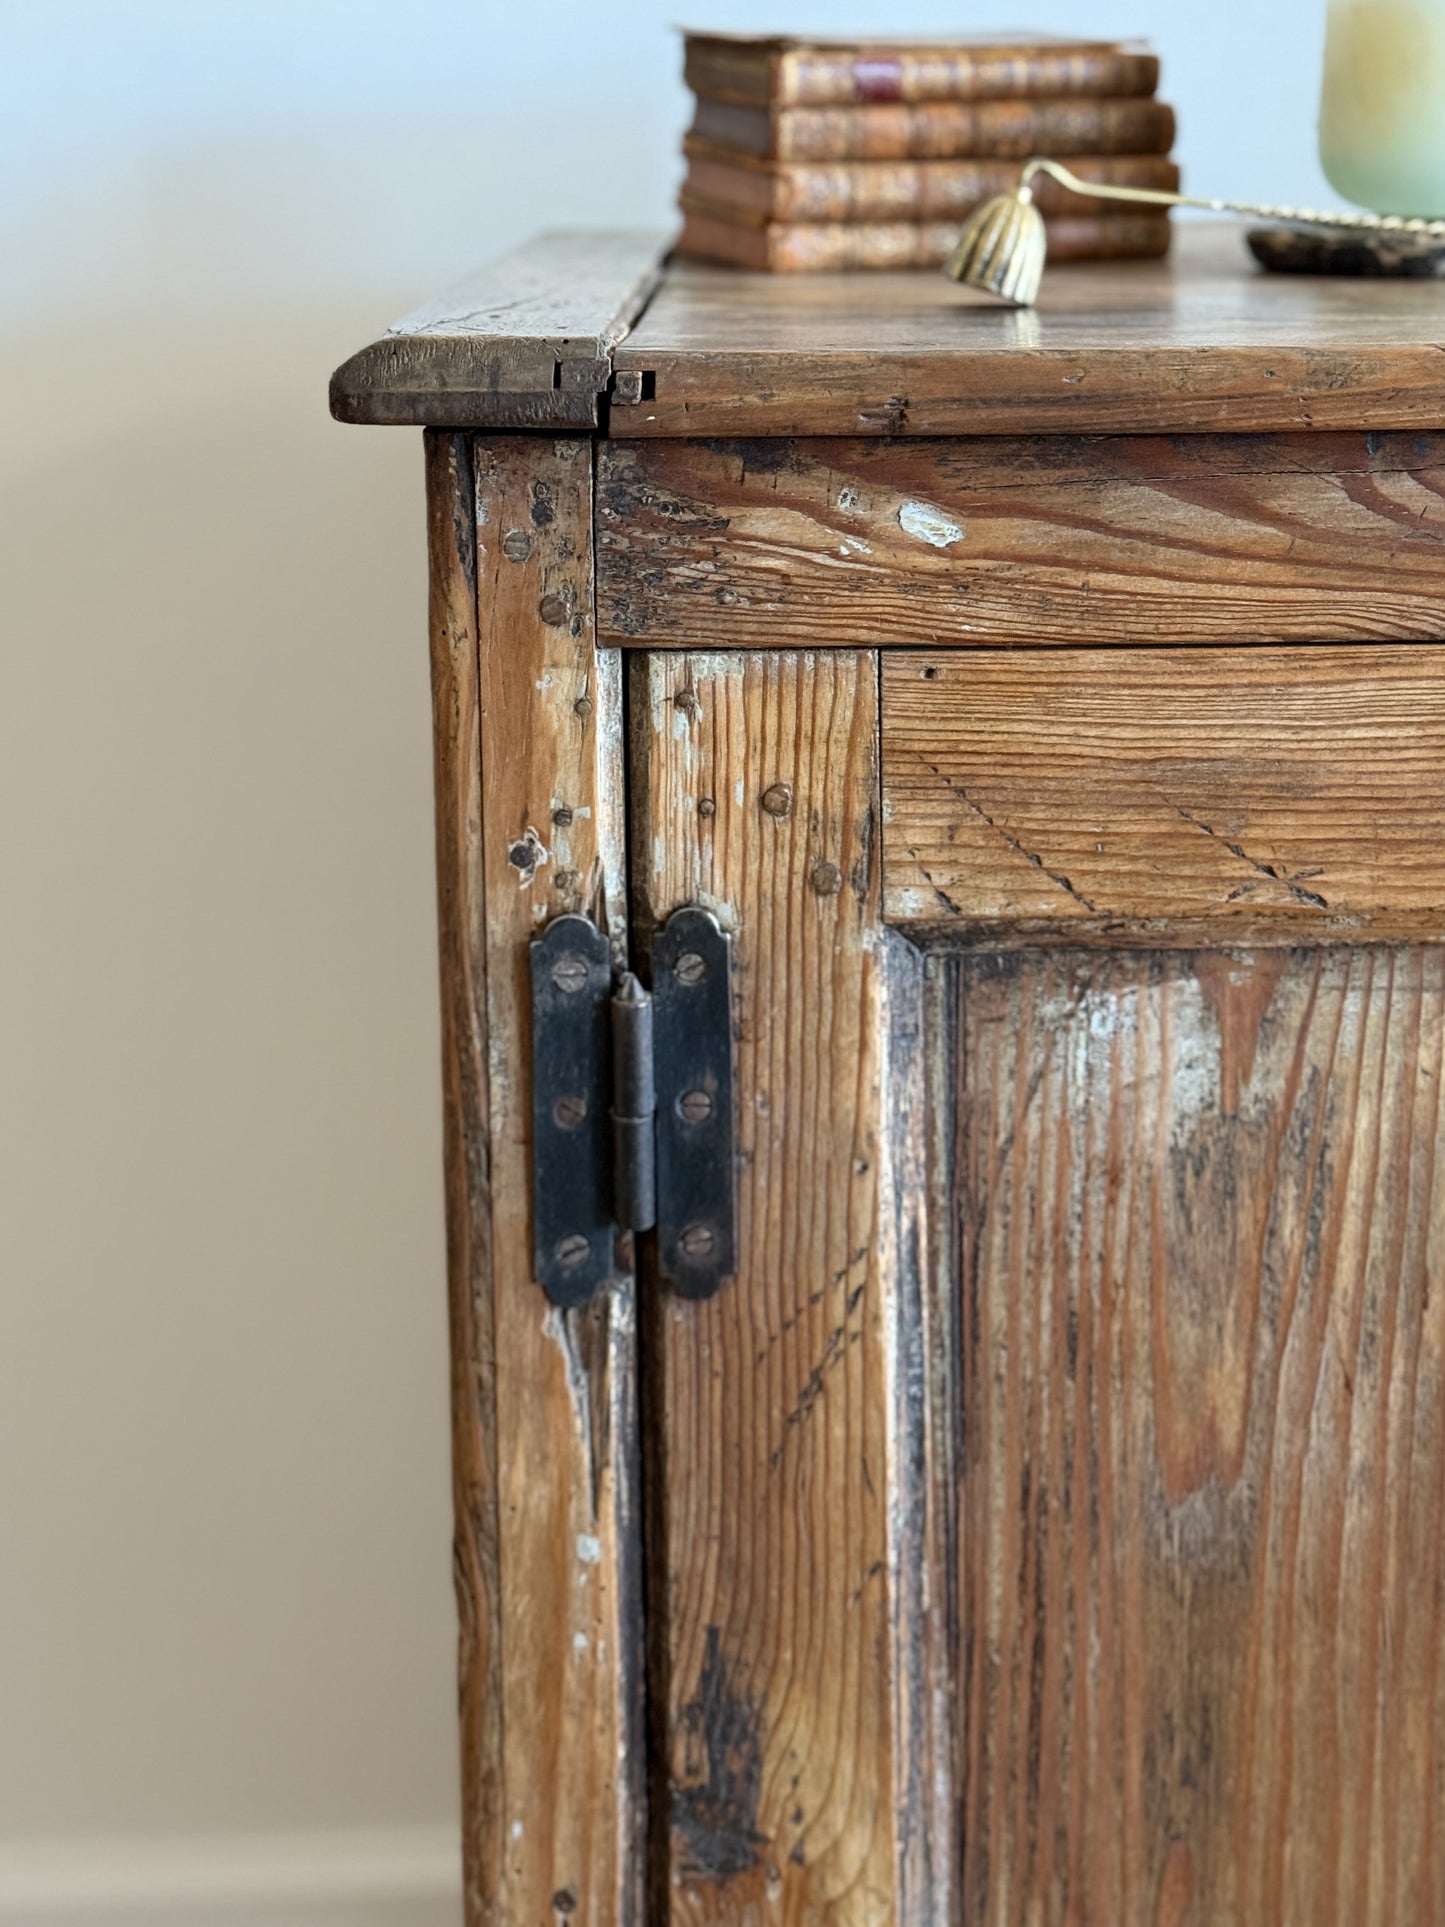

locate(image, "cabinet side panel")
[[635, 650, 913, 1922], [954, 946, 1445, 1925], [425, 429, 502, 1916], [432, 432, 642, 1926]]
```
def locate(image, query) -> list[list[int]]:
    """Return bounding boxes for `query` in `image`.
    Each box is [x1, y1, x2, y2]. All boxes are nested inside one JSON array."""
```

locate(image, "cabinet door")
[[631, 645, 1445, 1925]]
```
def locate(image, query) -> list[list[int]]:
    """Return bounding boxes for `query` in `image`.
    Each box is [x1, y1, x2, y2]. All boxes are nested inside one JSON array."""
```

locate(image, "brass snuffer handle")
[[945, 154, 1445, 306]]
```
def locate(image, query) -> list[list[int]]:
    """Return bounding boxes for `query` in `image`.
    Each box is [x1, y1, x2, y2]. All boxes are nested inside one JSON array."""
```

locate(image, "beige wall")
[[0, 308, 460, 1918]]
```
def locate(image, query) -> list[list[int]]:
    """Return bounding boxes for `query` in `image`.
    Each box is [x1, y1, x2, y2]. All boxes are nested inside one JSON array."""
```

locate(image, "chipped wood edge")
[[331, 230, 671, 428]]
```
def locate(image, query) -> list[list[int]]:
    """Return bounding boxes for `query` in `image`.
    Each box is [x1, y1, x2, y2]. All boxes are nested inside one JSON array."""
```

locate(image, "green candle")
[[1320, 0, 1445, 216]]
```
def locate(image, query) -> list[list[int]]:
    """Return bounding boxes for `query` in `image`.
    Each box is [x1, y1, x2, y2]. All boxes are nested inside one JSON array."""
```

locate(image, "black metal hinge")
[[529, 907, 736, 1308]]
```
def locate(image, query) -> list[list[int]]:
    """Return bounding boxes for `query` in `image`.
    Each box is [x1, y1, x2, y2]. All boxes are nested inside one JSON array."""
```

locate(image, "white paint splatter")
[[576, 1533, 602, 1565], [898, 500, 965, 548], [511, 1820, 524, 1841], [837, 535, 872, 556], [573, 1631, 590, 1653]]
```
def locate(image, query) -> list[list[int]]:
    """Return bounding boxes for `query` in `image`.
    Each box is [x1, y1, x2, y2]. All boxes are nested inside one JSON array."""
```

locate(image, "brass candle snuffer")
[[945, 155, 1445, 305]]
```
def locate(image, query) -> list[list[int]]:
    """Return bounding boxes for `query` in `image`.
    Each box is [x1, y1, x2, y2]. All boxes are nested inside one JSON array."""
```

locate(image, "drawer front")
[[596, 434, 1445, 649], [882, 645, 1445, 944]]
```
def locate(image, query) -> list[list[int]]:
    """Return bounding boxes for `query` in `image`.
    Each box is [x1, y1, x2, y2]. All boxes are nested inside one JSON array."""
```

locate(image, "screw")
[[761, 782, 793, 818], [553, 869, 579, 894], [551, 952, 590, 994], [574, 695, 593, 719], [678, 1089, 714, 1124], [811, 860, 842, 897], [674, 951, 706, 987], [677, 1222, 716, 1260], [674, 686, 699, 716], [555, 1233, 591, 1271], [552, 1093, 587, 1130], [538, 592, 570, 627], [501, 529, 532, 563], [552, 805, 574, 826], [698, 797, 716, 818]]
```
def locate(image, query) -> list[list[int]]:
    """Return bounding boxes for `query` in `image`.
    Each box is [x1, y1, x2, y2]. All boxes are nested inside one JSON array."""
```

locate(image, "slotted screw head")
[[674, 951, 706, 987], [761, 782, 794, 818], [678, 1089, 714, 1124], [677, 1222, 716, 1260], [551, 952, 590, 994], [555, 1233, 591, 1271], [552, 1093, 588, 1130]]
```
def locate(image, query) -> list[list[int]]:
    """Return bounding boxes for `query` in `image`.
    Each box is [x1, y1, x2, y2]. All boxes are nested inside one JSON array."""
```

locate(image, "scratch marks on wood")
[[883, 647, 1445, 945], [1174, 804, 1328, 910], [922, 756, 1097, 914]]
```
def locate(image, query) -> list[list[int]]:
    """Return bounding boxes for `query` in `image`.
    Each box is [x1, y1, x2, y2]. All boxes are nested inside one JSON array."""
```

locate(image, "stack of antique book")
[[677, 30, 1178, 271]]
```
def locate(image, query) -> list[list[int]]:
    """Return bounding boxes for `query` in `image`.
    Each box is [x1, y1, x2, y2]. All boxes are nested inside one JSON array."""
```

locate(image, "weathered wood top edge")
[[329, 227, 670, 428], [332, 222, 1445, 436], [610, 224, 1445, 437]]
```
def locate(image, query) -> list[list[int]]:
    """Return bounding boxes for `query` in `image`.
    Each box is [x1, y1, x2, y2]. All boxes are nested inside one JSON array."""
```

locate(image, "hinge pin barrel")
[[611, 972, 657, 1232]]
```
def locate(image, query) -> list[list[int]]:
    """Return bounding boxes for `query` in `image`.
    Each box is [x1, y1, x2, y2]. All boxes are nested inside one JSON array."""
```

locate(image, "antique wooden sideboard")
[[332, 226, 1445, 1925]]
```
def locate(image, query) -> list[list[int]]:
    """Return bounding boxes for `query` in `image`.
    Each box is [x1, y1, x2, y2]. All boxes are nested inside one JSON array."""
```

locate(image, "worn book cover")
[[688, 95, 1177, 163], [683, 30, 1160, 107], [681, 142, 1180, 222], [676, 204, 1172, 272]]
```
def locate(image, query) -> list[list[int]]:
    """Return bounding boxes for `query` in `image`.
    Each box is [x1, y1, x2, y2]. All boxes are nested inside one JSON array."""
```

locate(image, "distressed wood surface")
[[610, 224, 1445, 436], [633, 651, 912, 1921], [331, 229, 668, 427], [881, 646, 1445, 946], [879, 933, 958, 1922], [442, 433, 642, 1924], [596, 433, 1445, 649], [950, 946, 1445, 1924], [425, 431, 503, 1914]]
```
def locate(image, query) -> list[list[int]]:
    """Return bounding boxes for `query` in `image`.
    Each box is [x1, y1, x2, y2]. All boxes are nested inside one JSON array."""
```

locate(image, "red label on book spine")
[[853, 57, 904, 102]]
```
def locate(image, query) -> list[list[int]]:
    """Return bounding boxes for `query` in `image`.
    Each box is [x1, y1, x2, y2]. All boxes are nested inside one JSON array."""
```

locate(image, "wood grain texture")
[[632, 651, 905, 1921], [596, 434, 1445, 649], [331, 229, 668, 427], [609, 225, 1445, 436], [882, 646, 1445, 946], [448, 434, 642, 1924], [950, 945, 1445, 1924]]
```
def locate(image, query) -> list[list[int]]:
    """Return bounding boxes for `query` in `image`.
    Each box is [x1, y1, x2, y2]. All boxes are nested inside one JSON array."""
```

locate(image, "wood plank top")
[[332, 223, 1445, 436], [330, 228, 667, 428], [611, 223, 1445, 436]]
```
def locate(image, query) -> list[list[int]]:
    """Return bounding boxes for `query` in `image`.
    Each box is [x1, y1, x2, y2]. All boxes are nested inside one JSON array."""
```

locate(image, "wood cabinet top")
[[331, 223, 1445, 436]]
